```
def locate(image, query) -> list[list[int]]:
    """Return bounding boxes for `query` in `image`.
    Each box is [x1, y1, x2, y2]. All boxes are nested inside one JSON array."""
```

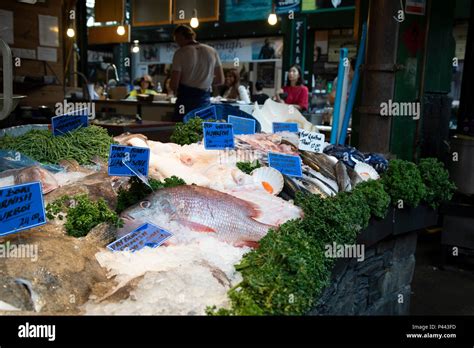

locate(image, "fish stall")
[[0, 101, 455, 316]]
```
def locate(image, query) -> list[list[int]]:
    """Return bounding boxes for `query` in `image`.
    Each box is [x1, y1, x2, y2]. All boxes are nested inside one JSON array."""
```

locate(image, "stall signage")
[[0, 182, 46, 237], [194, 105, 218, 120], [299, 130, 326, 153], [291, 16, 307, 72], [405, 0, 426, 15], [107, 223, 173, 252], [273, 122, 299, 133], [108, 145, 150, 177], [268, 152, 302, 177], [228, 115, 256, 135], [276, 0, 301, 14], [203, 122, 235, 150], [51, 115, 88, 136]]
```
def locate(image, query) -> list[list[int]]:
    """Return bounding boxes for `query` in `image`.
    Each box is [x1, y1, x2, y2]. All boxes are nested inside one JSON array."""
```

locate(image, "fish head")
[[117, 191, 177, 238], [14, 166, 59, 194]]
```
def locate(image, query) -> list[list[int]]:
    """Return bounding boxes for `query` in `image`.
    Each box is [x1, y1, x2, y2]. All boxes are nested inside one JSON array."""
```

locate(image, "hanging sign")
[[291, 16, 307, 72], [276, 0, 301, 14]]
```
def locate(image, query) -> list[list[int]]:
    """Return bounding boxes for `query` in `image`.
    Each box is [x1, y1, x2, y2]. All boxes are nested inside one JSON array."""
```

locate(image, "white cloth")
[[222, 85, 251, 104], [172, 43, 222, 90]]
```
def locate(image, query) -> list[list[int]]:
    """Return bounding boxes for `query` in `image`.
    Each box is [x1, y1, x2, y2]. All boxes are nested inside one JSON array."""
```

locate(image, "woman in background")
[[274, 64, 308, 111], [128, 75, 158, 98], [221, 68, 251, 104]]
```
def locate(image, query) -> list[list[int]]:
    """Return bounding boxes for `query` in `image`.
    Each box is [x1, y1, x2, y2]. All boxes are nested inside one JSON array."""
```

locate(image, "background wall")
[[0, 0, 69, 109]]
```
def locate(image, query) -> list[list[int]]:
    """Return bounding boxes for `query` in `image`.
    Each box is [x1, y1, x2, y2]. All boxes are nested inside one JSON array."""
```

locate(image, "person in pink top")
[[274, 64, 309, 111]]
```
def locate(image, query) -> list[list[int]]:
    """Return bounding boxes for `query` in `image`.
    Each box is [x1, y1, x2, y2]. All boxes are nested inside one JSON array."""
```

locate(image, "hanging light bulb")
[[268, 13, 277, 25], [66, 28, 75, 38], [117, 25, 126, 36], [190, 9, 199, 28], [268, 1, 277, 26], [132, 40, 140, 53]]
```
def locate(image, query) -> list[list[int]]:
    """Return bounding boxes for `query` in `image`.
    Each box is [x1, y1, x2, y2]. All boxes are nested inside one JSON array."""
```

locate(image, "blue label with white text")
[[52, 115, 88, 136], [108, 145, 150, 177], [107, 223, 173, 252], [268, 152, 302, 177], [228, 115, 256, 135], [0, 182, 46, 237], [203, 122, 235, 150], [194, 105, 217, 120], [273, 122, 299, 133]]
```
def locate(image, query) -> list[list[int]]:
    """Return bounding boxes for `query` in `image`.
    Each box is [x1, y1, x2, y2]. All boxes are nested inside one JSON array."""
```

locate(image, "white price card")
[[298, 130, 325, 153]]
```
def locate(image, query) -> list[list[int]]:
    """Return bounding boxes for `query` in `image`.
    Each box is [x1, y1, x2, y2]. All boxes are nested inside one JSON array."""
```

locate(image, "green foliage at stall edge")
[[418, 158, 456, 209], [381, 159, 427, 208]]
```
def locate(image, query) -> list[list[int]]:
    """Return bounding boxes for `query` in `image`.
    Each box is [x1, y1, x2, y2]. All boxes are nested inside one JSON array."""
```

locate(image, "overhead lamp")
[[268, 2, 277, 25], [117, 25, 126, 36], [66, 28, 75, 38], [190, 9, 199, 28], [268, 13, 277, 25], [132, 40, 140, 53]]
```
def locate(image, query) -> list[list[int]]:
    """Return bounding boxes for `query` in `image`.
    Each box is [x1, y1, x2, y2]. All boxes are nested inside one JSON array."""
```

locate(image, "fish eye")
[[140, 200, 151, 209]]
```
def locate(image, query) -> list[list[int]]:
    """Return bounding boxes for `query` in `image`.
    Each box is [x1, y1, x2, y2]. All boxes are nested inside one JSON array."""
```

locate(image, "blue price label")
[[268, 152, 302, 177], [108, 145, 150, 177], [228, 115, 256, 135], [203, 122, 235, 150], [194, 105, 217, 120], [51, 115, 89, 136], [273, 122, 299, 133], [107, 223, 173, 252], [0, 182, 46, 237]]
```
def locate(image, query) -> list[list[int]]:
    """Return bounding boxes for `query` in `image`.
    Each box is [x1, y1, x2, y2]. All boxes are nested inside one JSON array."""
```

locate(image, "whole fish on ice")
[[118, 185, 274, 247]]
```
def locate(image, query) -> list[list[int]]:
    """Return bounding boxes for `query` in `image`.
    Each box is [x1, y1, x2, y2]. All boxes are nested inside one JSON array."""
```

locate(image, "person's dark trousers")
[[174, 84, 211, 122]]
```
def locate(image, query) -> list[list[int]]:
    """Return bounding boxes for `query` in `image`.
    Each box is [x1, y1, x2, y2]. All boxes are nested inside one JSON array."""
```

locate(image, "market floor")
[[410, 230, 474, 315]]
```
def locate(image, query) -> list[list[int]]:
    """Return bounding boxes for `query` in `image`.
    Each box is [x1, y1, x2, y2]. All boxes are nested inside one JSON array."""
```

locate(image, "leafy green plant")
[[418, 158, 456, 209], [236, 161, 261, 174], [170, 117, 222, 145], [355, 180, 391, 219], [208, 183, 374, 316], [116, 176, 186, 214], [47, 194, 123, 238], [382, 159, 427, 208]]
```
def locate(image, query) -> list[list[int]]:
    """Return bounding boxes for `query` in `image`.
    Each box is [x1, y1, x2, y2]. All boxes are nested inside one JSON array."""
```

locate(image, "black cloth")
[[251, 93, 270, 105], [174, 84, 211, 122]]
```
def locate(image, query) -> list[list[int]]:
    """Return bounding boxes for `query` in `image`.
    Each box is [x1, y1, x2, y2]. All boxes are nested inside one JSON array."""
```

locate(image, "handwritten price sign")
[[0, 182, 46, 237], [298, 130, 325, 153]]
